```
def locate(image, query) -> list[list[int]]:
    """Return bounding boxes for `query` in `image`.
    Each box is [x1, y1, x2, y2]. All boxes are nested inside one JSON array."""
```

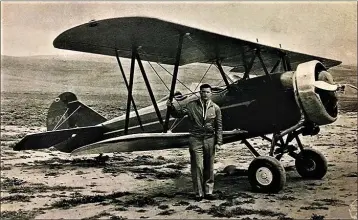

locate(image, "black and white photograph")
[[1, 1, 357, 219]]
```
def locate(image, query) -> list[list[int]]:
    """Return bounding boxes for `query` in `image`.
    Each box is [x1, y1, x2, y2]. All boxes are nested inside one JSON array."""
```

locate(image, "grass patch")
[[82, 211, 112, 220], [0, 209, 45, 220], [317, 198, 346, 206], [219, 198, 255, 207], [311, 213, 325, 220], [278, 195, 297, 201], [122, 195, 159, 208], [157, 209, 175, 215], [0, 194, 33, 203], [207, 205, 286, 218], [1, 177, 27, 188], [51, 191, 131, 209], [6, 182, 84, 194], [172, 200, 190, 206]]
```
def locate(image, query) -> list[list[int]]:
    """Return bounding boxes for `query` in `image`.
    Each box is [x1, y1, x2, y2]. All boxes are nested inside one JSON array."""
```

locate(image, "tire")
[[295, 148, 327, 179], [248, 156, 286, 193]]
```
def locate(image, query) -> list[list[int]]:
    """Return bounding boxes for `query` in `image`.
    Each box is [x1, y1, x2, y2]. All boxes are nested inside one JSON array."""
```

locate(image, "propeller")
[[314, 70, 358, 92], [314, 70, 338, 91], [314, 81, 338, 91], [337, 84, 358, 92]]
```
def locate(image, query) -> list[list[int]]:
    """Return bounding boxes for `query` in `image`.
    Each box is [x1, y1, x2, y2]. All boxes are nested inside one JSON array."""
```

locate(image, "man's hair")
[[200, 83, 212, 90]]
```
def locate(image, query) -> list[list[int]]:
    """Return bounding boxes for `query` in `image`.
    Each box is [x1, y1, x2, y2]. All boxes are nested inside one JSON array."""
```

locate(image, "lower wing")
[[71, 130, 248, 156]]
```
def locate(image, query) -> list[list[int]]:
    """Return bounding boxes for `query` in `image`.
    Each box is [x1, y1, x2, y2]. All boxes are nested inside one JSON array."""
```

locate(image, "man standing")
[[167, 84, 222, 201]]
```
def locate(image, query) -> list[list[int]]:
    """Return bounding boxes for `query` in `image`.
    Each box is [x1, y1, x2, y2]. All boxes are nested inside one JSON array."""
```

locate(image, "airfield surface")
[[1, 57, 357, 219], [1, 93, 357, 220]]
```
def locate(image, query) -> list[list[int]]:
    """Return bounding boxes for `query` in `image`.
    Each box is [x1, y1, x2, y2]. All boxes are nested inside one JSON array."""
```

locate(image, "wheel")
[[248, 156, 286, 193], [295, 148, 327, 179]]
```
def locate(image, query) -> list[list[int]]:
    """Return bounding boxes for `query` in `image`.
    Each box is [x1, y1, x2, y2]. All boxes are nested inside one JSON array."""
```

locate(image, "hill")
[[1, 55, 356, 97], [1, 55, 226, 97], [1, 55, 356, 119]]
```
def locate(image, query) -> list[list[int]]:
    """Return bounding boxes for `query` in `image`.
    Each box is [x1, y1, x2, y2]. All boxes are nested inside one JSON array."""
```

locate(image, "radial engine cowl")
[[293, 61, 338, 125]]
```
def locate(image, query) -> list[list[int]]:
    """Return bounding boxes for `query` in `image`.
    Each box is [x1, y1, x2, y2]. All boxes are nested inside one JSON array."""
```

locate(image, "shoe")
[[204, 194, 217, 200], [195, 196, 203, 202]]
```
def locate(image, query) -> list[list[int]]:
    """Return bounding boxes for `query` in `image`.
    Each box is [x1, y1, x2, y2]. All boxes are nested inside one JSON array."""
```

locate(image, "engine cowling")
[[293, 61, 338, 125]]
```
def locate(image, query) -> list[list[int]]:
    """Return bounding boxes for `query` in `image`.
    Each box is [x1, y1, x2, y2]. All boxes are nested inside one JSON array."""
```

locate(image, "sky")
[[1, 1, 357, 65]]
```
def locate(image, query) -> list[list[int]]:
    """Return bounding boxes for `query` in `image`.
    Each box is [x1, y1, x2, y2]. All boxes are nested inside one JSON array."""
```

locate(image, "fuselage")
[[101, 71, 301, 138]]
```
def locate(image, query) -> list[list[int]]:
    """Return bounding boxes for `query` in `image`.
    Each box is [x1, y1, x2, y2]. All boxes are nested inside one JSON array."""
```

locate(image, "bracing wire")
[[135, 42, 224, 132], [170, 116, 185, 131], [345, 84, 358, 90], [147, 61, 170, 92], [193, 62, 213, 92], [137, 47, 196, 96], [156, 63, 199, 96], [53, 106, 81, 130], [52, 108, 69, 131]]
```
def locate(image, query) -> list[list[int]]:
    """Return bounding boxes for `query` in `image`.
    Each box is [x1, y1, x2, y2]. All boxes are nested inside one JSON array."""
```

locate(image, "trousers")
[[188, 136, 215, 197]]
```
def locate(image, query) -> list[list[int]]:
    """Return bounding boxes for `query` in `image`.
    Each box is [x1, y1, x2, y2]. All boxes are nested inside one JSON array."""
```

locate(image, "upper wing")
[[54, 16, 341, 73]]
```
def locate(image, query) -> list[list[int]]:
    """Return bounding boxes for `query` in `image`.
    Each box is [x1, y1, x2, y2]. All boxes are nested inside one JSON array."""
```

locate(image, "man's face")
[[200, 87, 212, 102]]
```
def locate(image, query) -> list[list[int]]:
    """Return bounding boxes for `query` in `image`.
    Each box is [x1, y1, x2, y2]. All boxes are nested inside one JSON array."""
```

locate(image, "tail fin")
[[46, 92, 107, 131]]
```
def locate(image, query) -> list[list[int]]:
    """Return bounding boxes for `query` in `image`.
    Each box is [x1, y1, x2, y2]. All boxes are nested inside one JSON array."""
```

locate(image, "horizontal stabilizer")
[[13, 126, 104, 151], [71, 130, 248, 156]]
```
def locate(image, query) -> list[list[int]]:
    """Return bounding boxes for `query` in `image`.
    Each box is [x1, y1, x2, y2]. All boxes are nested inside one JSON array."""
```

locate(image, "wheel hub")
[[256, 167, 273, 186], [303, 158, 316, 171]]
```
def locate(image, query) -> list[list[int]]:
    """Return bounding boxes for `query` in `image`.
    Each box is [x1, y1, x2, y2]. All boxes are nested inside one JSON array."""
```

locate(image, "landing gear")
[[224, 123, 328, 193], [267, 124, 328, 180], [242, 123, 328, 193], [295, 148, 327, 179], [248, 156, 286, 193]]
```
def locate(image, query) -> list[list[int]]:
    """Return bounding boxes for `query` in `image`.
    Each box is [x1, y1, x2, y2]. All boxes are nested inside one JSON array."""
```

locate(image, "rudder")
[[47, 92, 107, 131]]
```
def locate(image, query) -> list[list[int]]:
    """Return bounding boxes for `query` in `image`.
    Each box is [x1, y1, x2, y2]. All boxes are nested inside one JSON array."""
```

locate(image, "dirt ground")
[[1, 92, 357, 220]]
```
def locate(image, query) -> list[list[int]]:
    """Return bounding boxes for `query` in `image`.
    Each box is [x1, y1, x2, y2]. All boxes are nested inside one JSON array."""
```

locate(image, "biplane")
[[14, 16, 346, 193]]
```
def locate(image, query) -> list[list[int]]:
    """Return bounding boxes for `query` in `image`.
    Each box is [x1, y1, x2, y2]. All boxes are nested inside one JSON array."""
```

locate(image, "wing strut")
[[115, 49, 144, 132], [240, 47, 249, 77], [256, 48, 270, 78], [136, 53, 164, 126], [124, 47, 137, 135], [284, 54, 292, 71], [163, 33, 184, 133], [215, 60, 230, 87], [270, 59, 281, 73], [243, 49, 258, 80], [280, 52, 292, 71]]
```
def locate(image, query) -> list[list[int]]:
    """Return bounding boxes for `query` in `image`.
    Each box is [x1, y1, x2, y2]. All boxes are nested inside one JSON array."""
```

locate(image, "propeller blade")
[[314, 81, 338, 91], [346, 84, 358, 91]]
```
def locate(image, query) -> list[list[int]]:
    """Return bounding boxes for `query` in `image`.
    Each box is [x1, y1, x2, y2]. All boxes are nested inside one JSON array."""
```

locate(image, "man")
[[167, 84, 222, 201]]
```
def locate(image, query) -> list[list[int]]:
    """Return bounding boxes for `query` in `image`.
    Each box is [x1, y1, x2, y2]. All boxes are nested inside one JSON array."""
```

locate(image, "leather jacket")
[[169, 99, 223, 145]]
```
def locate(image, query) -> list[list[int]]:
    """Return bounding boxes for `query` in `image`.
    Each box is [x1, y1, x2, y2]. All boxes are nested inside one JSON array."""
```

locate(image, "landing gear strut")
[[268, 123, 328, 179], [240, 122, 328, 193]]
